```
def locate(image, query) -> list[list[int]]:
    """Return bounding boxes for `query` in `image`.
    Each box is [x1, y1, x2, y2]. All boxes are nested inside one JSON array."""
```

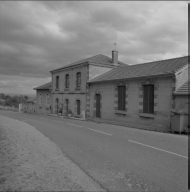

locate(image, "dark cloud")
[[0, 1, 187, 94]]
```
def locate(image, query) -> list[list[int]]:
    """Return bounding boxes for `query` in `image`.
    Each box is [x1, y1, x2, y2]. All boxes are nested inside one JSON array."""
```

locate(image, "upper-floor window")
[[65, 74, 69, 88], [76, 72, 81, 88], [56, 76, 59, 89], [46, 94, 50, 106], [118, 86, 126, 111], [143, 85, 154, 114]]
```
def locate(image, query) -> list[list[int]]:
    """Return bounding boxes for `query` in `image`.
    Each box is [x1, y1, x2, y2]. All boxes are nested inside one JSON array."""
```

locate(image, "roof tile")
[[89, 56, 188, 83], [33, 82, 52, 90], [50, 54, 127, 72]]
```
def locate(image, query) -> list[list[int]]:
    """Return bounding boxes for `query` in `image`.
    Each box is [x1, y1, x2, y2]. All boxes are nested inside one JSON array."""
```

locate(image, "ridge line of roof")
[[50, 53, 127, 72], [125, 55, 188, 68]]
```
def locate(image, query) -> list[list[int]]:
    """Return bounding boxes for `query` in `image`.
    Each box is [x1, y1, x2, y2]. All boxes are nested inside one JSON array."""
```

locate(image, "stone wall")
[[88, 76, 173, 132]]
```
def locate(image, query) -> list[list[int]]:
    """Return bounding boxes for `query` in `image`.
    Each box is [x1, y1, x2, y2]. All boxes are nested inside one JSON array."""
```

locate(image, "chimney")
[[112, 50, 118, 65]]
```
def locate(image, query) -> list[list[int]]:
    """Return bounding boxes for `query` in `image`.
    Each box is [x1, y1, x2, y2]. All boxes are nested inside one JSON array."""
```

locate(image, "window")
[[118, 86, 126, 111], [65, 74, 69, 88], [56, 76, 59, 89], [39, 94, 43, 106], [76, 72, 81, 88], [143, 85, 154, 114], [46, 94, 50, 106]]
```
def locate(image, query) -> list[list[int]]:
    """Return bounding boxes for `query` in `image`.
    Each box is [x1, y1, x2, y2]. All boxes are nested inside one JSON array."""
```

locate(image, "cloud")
[[0, 75, 51, 94], [0, 1, 188, 94]]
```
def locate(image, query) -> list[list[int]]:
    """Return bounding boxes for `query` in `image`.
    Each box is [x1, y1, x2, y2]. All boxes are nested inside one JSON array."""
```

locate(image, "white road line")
[[67, 123, 82, 127], [128, 140, 188, 159], [53, 120, 62, 123], [88, 128, 112, 136]]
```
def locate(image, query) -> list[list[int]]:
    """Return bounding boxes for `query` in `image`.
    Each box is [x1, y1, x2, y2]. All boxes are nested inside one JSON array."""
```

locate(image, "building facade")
[[174, 80, 189, 114], [34, 82, 52, 115], [23, 97, 36, 114], [50, 51, 127, 118], [87, 56, 188, 132]]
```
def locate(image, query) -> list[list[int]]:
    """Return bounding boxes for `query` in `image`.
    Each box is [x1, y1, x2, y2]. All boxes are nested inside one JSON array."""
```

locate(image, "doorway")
[[65, 99, 69, 115], [56, 98, 59, 114], [76, 100, 80, 115], [96, 94, 101, 118]]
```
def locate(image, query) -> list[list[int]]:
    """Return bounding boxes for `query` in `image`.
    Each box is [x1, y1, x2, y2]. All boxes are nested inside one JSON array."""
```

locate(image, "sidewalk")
[[49, 113, 86, 121], [0, 115, 105, 191]]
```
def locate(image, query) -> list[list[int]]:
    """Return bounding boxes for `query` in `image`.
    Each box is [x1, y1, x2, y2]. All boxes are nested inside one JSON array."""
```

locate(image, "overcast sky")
[[0, 1, 188, 95]]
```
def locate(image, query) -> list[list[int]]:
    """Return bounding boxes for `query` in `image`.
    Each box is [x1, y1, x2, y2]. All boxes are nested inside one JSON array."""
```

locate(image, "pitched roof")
[[88, 56, 188, 83], [26, 97, 36, 103], [174, 80, 190, 95], [33, 82, 52, 90], [50, 54, 127, 73]]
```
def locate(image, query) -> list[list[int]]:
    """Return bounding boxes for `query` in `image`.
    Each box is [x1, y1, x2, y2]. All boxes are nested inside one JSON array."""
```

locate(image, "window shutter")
[[75, 73, 78, 87], [79, 73, 81, 87], [68, 75, 70, 88], [143, 86, 148, 113], [149, 85, 154, 114], [118, 86, 126, 110]]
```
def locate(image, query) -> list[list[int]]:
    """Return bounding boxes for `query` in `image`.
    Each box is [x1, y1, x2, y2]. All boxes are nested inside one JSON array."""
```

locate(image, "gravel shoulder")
[[0, 115, 105, 191]]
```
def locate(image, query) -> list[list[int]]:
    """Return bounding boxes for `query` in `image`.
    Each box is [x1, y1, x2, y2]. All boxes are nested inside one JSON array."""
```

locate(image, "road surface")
[[0, 110, 188, 191]]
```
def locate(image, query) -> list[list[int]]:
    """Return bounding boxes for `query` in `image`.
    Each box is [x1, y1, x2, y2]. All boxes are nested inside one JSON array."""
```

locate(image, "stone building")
[[87, 56, 188, 132], [23, 97, 36, 114], [33, 82, 52, 115], [50, 51, 127, 118]]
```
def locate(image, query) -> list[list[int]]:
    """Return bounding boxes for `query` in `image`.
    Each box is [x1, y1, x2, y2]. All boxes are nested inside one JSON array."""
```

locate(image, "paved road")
[[0, 111, 188, 192]]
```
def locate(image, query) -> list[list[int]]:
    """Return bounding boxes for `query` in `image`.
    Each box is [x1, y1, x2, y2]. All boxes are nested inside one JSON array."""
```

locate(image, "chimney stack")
[[112, 50, 118, 65]]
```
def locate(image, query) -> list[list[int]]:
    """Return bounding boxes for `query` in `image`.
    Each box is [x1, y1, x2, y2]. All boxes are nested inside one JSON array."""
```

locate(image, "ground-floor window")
[[118, 86, 126, 111], [143, 84, 154, 114]]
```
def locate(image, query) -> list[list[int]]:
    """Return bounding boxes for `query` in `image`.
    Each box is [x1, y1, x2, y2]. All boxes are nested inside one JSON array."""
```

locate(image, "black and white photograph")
[[0, 1, 189, 191]]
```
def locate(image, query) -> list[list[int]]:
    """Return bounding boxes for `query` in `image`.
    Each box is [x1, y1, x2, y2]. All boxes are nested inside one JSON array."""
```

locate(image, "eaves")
[[88, 73, 175, 84], [50, 62, 89, 74]]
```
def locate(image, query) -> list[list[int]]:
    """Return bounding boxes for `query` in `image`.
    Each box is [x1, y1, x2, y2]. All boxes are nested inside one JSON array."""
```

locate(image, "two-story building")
[[50, 51, 127, 118], [87, 56, 189, 132]]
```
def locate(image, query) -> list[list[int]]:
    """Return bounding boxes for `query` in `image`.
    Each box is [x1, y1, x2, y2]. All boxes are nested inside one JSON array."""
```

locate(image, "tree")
[[0, 93, 30, 108]]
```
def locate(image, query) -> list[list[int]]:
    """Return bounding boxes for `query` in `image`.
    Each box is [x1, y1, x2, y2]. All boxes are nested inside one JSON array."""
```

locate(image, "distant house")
[[33, 82, 52, 115], [87, 56, 189, 132], [50, 51, 127, 118], [23, 97, 36, 114]]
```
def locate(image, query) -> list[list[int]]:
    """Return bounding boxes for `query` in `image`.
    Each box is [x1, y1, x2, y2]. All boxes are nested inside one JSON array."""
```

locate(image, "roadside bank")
[[0, 115, 105, 191]]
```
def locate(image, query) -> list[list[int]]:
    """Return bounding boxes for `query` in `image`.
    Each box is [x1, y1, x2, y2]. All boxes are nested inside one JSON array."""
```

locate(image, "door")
[[77, 100, 80, 115], [65, 99, 69, 115], [96, 94, 101, 118], [56, 98, 59, 114]]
